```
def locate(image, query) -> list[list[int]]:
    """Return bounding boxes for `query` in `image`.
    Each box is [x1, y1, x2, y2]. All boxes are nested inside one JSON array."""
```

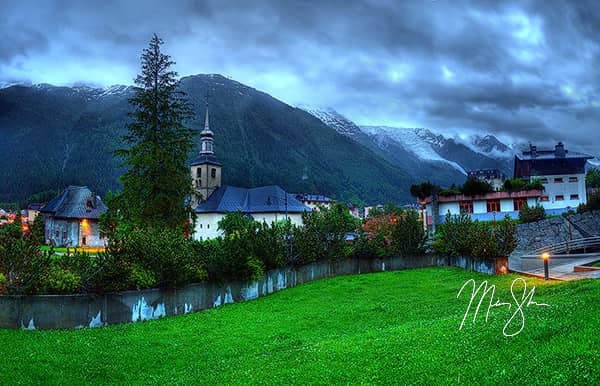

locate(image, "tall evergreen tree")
[[111, 34, 195, 231]]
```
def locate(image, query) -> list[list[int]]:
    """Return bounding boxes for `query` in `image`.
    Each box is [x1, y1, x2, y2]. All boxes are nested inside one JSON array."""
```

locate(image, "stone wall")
[[0, 255, 498, 330], [516, 210, 600, 253]]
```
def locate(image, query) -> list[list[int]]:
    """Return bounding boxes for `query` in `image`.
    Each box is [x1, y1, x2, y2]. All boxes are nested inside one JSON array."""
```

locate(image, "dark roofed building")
[[294, 193, 333, 211], [514, 142, 592, 214], [514, 142, 592, 178], [194, 185, 310, 239], [41, 186, 107, 247]]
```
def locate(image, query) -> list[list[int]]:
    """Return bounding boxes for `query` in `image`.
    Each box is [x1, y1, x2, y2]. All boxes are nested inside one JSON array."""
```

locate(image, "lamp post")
[[542, 252, 550, 281]]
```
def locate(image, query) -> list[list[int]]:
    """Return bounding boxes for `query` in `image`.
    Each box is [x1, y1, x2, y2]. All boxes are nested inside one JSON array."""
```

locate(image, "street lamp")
[[541, 252, 550, 281]]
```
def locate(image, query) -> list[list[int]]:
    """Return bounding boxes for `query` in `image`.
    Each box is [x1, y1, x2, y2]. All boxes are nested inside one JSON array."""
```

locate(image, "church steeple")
[[200, 102, 215, 155], [190, 97, 222, 205]]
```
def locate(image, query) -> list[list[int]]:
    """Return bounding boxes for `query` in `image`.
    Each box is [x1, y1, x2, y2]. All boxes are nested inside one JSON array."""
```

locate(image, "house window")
[[570, 194, 579, 200], [459, 201, 473, 214], [540, 178, 548, 184], [514, 198, 528, 211], [554, 177, 564, 183], [211, 168, 216, 178], [555, 195, 564, 201], [569, 177, 578, 183], [486, 200, 500, 213], [541, 196, 549, 201]]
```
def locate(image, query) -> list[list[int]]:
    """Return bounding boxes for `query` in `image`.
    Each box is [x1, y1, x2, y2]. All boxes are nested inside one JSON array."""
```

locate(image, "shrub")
[[461, 178, 493, 196], [97, 227, 206, 291], [519, 203, 546, 223], [436, 213, 517, 268], [390, 210, 425, 257]]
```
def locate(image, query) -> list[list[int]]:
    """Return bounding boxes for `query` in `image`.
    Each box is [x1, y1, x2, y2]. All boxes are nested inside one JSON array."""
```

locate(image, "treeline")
[[0, 203, 426, 295]]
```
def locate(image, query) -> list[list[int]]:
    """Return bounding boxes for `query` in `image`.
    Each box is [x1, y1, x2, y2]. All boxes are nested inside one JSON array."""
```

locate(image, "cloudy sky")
[[2, 0, 600, 155]]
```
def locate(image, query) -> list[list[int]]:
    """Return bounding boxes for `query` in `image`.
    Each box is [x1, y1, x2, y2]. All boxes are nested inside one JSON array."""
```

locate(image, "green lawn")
[[0, 267, 598, 384]]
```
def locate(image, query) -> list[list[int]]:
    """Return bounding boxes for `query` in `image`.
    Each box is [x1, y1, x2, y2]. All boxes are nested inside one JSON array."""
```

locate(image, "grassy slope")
[[0, 267, 598, 384]]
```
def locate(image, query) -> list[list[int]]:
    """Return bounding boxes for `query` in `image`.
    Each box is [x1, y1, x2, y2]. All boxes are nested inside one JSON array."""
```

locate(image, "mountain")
[[300, 107, 515, 187], [0, 74, 415, 205]]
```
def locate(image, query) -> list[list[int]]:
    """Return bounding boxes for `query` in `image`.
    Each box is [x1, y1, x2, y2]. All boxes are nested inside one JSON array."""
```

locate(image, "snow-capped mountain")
[[300, 106, 514, 187], [361, 125, 467, 175], [297, 105, 364, 138]]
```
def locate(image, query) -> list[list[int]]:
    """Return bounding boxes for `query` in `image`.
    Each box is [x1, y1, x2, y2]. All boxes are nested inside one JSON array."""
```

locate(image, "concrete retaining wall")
[[0, 255, 498, 330]]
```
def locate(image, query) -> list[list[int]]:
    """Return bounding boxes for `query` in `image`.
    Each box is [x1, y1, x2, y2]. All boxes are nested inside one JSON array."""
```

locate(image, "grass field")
[[0, 267, 598, 384]]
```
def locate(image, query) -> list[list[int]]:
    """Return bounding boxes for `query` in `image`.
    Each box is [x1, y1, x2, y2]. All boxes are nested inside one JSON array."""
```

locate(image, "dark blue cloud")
[[1, 0, 599, 154]]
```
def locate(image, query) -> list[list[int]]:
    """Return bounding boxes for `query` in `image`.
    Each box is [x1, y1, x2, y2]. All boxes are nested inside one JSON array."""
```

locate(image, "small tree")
[[586, 168, 600, 189], [495, 215, 517, 257], [519, 203, 545, 223]]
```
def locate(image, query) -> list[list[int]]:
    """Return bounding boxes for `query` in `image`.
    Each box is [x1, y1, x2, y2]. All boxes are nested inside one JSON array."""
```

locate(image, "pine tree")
[[112, 34, 195, 231]]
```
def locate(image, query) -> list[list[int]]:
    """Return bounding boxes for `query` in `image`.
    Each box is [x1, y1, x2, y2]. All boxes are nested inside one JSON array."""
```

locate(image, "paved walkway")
[[509, 253, 600, 281]]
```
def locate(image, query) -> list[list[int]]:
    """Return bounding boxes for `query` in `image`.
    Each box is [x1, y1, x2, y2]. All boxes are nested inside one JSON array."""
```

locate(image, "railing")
[[523, 236, 600, 258]]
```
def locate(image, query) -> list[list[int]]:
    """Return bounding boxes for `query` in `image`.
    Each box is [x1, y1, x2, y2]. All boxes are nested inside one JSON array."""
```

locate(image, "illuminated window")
[[486, 200, 500, 212], [541, 196, 549, 201], [556, 195, 564, 201], [514, 198, 528, 211], [459, 201, 473, 214], [569, 177, 578, 182], [554, 177, 564, 183], [570, 194, 579, 200]]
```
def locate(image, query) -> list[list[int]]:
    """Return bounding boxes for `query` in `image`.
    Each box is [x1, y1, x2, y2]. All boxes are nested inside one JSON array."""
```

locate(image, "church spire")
[[199, 98, 214, 155]]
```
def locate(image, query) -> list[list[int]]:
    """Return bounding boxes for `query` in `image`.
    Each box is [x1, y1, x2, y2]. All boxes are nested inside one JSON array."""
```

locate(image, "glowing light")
[[541, 252, 550, 260]]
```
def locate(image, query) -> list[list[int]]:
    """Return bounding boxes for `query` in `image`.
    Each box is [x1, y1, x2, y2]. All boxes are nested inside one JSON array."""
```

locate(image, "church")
[[191, 104, 310, 240]]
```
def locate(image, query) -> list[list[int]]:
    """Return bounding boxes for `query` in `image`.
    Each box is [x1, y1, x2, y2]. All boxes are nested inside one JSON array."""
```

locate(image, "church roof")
[[195, 185, 310, 214], [40, 186, 107, 220], [190, 154, 222, 166]]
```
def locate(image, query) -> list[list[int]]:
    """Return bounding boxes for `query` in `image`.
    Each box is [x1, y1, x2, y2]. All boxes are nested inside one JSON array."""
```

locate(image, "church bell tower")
[[190, 101, 222, 206]]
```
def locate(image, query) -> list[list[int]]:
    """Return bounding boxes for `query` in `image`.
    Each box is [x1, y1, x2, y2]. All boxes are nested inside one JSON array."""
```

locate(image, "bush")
[[519, 203, 546, 223], [97, 227, 207, 291], [436, 213, 517, 269]]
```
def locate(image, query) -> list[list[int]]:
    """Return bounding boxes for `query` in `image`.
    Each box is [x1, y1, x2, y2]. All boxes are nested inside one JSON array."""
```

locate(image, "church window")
[[197, 168, 201, 178], [199, 224, 202, 229], [207, 224, 210, 229], [211, 168, 216, 178]]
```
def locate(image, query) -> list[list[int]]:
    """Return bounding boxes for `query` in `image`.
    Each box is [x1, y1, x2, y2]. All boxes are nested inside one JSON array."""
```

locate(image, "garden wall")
[[0, 255, 498, 330]]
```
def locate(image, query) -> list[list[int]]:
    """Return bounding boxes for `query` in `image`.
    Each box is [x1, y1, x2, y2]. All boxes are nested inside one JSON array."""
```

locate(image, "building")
[[195, 185, 309, 240], [192, 104, 310, 240], [295, 194, 332, 211], [40, 186, 107, 247], [26, 203, 43, 224], [423, 190, 542, 231], [514, 142, 592, 215], [467, 168, 506, 191]]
